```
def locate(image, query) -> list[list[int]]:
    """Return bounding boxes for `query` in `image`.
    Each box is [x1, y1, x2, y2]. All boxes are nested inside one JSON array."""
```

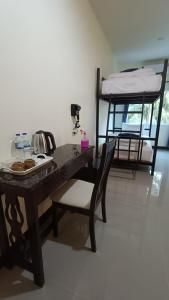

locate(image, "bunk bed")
[[96, 59, 168, 175]]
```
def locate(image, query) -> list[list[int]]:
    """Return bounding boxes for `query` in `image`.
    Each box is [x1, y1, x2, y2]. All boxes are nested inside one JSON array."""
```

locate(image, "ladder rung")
[[109, 111, 142, 114], [97, 134, 156, 141], [108, 129, 141, 133], [115, 149, 140, 153], [113, 130, 141, 133]]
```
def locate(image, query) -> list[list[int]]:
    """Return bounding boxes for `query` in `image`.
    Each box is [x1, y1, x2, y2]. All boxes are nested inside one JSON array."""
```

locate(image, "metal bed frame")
[[96, 59, 168, 175]]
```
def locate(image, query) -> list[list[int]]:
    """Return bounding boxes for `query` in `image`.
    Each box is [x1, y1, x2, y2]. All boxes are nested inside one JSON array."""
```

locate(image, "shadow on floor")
[[0, 266, 37, 299], [48, 211, 103, 252], [48, 212, 91, 251], [0, 211, 103, 298]]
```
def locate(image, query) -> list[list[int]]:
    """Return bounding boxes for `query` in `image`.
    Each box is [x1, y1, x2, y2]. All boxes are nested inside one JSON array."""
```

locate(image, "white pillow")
[[122, 123, 145, 133]]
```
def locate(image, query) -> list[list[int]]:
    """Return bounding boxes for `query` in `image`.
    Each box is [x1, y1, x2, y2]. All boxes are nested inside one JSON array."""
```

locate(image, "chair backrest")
[[90, 139, 116, 211]]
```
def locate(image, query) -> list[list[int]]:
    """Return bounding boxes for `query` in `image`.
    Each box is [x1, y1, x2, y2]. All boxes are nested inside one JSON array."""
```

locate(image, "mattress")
[[102, 75, 162, 95], [114, 139, 153, 162]]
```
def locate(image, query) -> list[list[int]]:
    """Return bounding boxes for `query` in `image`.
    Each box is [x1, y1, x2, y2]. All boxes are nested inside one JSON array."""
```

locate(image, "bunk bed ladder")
[[149, 103, 154, 137], [106, 100, 112, 142], [96, 68, 100, 158], [137, 99, 144, 161], [151, 59, 168, 175]]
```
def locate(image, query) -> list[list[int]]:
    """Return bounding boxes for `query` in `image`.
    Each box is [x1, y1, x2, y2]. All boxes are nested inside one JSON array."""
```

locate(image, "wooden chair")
[[50, 140, 116, 252]]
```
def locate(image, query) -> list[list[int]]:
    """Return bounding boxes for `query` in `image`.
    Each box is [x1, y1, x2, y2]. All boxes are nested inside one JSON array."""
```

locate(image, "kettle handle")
[[45, 131, 56, 154]]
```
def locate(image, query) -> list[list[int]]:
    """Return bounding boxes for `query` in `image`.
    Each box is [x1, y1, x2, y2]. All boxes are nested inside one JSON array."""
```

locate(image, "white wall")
[[0, 0, 117, 160]]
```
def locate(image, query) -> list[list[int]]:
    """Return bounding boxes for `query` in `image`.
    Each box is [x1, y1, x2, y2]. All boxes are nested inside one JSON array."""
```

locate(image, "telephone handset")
[[71, 104, 81, 131]]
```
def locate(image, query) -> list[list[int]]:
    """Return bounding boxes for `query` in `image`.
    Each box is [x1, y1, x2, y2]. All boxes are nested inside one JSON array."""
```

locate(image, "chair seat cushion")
[[50, 179, 94, 209]]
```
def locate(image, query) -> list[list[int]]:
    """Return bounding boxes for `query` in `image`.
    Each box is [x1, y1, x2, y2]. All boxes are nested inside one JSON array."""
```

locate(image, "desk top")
[[0, 144, 94, 194]]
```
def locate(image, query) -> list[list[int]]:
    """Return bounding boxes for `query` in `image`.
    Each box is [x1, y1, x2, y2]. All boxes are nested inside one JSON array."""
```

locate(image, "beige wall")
[[0, 0, 117, 160]]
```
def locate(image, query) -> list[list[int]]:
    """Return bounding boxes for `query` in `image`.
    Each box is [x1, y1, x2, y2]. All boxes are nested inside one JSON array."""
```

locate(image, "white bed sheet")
[[114, 139, 153, 162], [102, 75, 162, 95]]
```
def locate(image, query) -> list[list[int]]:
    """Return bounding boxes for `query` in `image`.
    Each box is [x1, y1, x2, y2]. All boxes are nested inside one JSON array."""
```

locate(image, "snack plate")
[[0, 155, 53, 176]]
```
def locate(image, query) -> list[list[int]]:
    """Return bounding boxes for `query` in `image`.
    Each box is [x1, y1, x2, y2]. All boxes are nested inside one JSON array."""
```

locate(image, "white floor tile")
[[1, 150, 169, 299]]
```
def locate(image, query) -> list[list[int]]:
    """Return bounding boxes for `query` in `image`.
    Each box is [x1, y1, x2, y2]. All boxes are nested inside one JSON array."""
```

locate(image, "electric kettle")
[[32, 130, 56, 155]]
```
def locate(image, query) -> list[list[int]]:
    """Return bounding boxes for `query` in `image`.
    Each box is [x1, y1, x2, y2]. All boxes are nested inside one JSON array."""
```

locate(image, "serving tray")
[[0, 155, 53, 176]]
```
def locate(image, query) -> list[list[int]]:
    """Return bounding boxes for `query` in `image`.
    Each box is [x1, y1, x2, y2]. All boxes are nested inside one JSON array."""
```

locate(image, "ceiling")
[[90, 0, 169, 63]]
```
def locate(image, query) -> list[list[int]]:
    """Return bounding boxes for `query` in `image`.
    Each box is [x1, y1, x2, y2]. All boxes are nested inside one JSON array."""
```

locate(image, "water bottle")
[[14, 133, 24, 160], [22, 132, 31, 159]]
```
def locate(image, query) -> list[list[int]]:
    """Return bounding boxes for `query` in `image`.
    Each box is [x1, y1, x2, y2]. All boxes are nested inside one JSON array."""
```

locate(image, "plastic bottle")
[[80, 130, 89, 149], [22, 132, 31, 159], [11, 134, 18, 158], [14, 133, 24, 160]]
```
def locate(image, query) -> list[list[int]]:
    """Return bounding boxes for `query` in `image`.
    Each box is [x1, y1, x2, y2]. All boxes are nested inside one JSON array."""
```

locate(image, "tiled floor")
[[1, 150, 169, 299]]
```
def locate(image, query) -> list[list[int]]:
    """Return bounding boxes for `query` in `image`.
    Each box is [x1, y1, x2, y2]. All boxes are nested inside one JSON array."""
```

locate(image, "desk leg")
[[25, 197, 44, 287], [0, 194, 12, 268], [88, 157, 93, 169]]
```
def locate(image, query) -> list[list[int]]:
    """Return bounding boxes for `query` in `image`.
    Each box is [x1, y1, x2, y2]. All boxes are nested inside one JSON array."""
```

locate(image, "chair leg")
[[52, 203, 58, 237], [89, 215, 96, 252], [101, 188, 107, 223]]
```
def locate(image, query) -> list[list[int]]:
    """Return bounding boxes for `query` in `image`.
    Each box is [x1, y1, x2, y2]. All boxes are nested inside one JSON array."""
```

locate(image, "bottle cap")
[[80, 129, 86, 135]]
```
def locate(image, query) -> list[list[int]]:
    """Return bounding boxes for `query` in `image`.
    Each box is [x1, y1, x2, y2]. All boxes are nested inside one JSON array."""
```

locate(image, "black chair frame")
[[52, 139, 116, 252]]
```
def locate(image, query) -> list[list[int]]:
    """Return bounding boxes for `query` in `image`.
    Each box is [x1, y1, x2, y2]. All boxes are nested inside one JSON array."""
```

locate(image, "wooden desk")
[[0, 144, 94, 287]]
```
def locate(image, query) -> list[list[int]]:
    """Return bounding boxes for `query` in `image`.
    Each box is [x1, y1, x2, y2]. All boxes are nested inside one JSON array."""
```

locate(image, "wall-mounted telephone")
[[71, 104, 81, 134]]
